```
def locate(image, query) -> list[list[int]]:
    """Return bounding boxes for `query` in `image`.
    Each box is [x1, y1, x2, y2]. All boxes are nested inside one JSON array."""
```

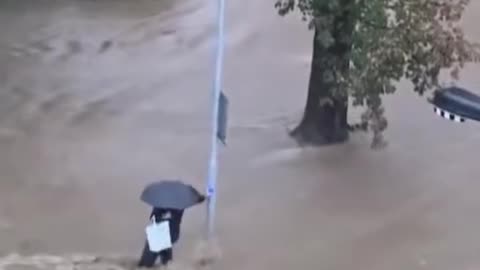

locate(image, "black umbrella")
[[429, 86, 480, 122], [141, 180, 205, 210]]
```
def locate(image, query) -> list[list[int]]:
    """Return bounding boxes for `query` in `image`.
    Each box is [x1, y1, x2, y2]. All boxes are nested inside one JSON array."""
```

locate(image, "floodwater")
[[1, 0, 480, 269]]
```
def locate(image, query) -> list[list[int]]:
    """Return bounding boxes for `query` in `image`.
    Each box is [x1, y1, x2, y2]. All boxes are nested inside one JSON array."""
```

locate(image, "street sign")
[[217, 91, 229, 144]]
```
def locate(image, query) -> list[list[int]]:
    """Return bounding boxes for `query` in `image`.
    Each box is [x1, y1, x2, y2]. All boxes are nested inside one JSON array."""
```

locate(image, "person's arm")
[[169, 210, 183, 243], [150, 208, 166, 222], [177, 210, 184, 224]]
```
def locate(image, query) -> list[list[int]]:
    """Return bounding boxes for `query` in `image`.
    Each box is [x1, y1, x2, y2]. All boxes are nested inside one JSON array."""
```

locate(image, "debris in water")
[[99, 40, 113, 53]]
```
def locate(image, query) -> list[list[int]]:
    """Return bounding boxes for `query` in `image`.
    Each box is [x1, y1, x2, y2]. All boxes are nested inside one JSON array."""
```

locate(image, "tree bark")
[[290, 9, 354, 146]]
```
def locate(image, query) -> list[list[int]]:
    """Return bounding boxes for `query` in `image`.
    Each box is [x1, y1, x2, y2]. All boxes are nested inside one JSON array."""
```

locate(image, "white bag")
[[145, 217, 172, 252]]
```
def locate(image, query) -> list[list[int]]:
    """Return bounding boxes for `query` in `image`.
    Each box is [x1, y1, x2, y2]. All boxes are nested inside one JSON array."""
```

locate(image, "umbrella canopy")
[[141, 180, 205, 210], [429, 86, 480, 122]]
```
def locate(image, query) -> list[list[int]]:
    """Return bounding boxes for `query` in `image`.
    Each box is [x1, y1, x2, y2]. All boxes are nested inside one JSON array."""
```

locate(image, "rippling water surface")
[[1, 1, 480, 270]]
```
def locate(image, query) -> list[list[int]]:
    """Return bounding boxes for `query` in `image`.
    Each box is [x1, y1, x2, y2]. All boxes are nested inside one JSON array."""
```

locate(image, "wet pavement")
[[1, 0, 480, 269]]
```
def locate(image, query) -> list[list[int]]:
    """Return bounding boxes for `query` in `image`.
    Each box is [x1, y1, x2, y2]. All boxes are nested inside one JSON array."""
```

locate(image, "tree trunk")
[[290, 29, 349, 145], [290, 10, 354, 146]]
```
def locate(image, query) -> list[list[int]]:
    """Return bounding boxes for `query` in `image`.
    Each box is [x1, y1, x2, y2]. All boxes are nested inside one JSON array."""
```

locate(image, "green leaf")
[[276, 0, 480, 146]]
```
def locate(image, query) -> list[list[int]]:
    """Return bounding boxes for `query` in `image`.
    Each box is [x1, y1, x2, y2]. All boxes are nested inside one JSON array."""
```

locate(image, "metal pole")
[[206, 0, 226, 239]]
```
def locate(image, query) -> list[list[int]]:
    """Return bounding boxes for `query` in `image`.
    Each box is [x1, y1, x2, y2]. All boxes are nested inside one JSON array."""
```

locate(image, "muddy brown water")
[[1, 1, 480, 270]]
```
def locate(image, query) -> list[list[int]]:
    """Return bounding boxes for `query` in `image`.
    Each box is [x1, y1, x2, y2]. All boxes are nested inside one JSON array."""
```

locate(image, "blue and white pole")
[[206, 0, 226, 239]]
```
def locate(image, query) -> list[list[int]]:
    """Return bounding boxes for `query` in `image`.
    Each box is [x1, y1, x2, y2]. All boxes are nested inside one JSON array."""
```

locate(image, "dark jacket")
[[150, 208, 184, 244]]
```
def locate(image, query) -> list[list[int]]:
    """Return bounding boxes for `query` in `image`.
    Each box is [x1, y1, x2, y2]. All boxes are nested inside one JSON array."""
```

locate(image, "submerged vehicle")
[[429, 86, 480, 123]]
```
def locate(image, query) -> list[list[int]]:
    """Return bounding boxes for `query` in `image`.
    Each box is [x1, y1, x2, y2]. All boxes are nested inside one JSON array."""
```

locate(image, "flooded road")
[[1, 0, 480, 269]]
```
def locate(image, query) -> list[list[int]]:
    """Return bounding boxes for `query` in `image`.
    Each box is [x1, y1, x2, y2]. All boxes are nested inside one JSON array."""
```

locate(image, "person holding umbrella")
[[137, 180, 206, 268]]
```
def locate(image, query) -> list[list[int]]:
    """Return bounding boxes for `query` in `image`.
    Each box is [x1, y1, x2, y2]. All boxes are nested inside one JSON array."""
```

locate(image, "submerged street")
[[1, 1, 480, 269]]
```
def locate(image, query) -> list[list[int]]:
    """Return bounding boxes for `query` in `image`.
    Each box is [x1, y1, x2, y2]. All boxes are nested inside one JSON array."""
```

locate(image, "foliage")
[[275, 0, 480, 147]]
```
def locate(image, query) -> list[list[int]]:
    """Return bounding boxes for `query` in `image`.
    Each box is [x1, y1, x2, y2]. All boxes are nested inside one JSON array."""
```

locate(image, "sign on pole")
[[217, 92, 229, 145]]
